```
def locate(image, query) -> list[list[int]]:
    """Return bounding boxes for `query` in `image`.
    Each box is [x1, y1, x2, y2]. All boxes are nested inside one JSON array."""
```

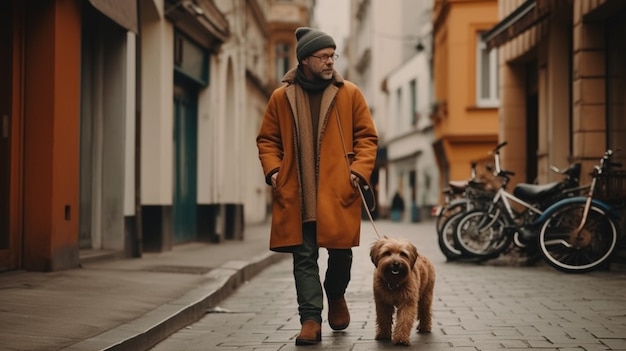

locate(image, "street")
[[149, 220, 626, 351]]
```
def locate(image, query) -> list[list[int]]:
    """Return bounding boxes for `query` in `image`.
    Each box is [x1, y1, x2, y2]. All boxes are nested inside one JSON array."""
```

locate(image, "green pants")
[[293, 222, 353, 324]]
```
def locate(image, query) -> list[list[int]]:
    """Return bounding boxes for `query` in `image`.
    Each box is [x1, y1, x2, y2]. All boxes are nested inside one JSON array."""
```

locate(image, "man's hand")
[[271, 172, 278, 189], [350, 174, 360, 189]]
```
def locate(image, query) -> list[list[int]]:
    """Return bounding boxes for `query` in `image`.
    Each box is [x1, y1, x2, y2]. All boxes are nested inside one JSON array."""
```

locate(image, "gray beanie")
[[295, 27, 336, 61]]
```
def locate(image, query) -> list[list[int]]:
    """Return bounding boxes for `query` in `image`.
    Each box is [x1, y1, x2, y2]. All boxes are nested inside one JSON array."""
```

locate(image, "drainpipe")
[[132, 0, 143, 258]]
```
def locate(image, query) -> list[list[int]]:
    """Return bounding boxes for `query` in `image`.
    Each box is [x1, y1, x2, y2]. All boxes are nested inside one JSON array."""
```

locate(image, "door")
[[0, 2, 14, 269], [526, 61, 539, 184], [173, 84, 198, 243]]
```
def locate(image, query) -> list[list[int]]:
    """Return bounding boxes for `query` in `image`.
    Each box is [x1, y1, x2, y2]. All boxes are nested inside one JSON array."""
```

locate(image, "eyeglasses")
[[310, 53, 339, 63]]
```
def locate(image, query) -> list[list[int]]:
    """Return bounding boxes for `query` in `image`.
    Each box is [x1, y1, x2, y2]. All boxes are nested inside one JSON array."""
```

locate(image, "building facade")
[[483, 0, 626, 256], [0, 0, 312, 272], [484, 0, 626, 185]]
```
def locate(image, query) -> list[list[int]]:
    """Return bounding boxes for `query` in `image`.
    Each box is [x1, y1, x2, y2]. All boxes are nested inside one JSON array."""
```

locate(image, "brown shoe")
[[328, 296, 350, 330], [295, 320, 321, 346]]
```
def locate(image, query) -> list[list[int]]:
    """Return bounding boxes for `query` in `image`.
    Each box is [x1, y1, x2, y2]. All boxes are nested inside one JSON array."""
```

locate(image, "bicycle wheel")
[[538, 203, 619, 273], [436, 199, 471, 235], [437, 211, 465, 261], [454, 209, 512, 258]]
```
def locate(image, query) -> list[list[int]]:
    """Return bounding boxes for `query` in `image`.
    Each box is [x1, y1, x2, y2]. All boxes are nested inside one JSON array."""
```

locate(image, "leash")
[[334, 110, 382, 239], [357, 184, 382, 238]]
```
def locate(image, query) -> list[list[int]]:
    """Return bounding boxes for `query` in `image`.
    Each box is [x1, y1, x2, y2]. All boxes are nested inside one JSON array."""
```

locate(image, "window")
[[409, 79, 418, 126], [276, 43, 290, 82], [174, 32, 209, 85], [476, 32, 499, 107]]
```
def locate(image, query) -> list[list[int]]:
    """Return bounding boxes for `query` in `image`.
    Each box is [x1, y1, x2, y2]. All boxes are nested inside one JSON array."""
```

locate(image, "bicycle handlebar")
[[490, 141, 508, 177], [592, 149, 621, 177], [493, 141, 508, 154]]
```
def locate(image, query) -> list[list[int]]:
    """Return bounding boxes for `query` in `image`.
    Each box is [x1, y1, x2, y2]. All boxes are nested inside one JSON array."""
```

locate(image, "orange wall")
[[439, 1, 498, 138], [22, 0, 81, 271], [6, 0, 22, 270], [433, 0, 499, 188]]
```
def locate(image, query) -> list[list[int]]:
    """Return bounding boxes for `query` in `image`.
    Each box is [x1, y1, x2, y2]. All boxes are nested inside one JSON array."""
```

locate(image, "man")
[[390, 191, 405, 222], [257, 27, 378, 345]]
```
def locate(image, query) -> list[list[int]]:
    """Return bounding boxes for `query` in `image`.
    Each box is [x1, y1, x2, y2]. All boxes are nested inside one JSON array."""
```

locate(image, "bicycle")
[[435, 154, 500, 261], [453, 142, 586, 260], [536, 150, 624, 273]]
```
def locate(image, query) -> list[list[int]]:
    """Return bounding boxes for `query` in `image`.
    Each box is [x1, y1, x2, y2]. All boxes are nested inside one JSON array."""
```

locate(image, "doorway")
[[79, 5, 127, 250], [526, 61, 539, 183], [173, 83, 198, 243]]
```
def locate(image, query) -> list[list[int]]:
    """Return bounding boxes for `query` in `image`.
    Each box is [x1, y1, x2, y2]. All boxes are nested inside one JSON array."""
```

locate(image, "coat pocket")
[[346, 152, 355, 165]]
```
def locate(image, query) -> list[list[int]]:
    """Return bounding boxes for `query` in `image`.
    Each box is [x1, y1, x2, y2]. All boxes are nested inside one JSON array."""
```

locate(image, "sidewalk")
[[0, 221, 284, 351], [150, 220, 626, 351]]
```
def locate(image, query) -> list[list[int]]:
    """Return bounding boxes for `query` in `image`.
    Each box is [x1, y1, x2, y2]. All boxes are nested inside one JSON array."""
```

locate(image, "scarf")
[[294, 84, 317, 223], [293, 66, 335, 222], [296, 67, 332, 92]]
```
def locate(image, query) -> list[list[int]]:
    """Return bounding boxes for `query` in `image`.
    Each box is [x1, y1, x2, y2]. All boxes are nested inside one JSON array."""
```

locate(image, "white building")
[[382, 22, 439, 222], [347, 0, 437, 220]]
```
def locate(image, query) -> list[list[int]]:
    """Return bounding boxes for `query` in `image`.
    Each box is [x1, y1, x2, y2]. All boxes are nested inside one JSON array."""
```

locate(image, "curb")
[[63, 251, 288, 351]]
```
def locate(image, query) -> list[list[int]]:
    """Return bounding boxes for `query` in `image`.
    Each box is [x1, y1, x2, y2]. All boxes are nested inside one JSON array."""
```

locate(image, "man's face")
[[302, 48, 336, 80]]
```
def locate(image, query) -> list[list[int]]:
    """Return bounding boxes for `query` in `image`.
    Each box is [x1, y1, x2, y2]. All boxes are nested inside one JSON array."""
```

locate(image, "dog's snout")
[[390, 261, 402, 275]]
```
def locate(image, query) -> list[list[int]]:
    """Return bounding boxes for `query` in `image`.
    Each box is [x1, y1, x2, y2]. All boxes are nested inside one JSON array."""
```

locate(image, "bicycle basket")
[[595, 170, 626, 203]]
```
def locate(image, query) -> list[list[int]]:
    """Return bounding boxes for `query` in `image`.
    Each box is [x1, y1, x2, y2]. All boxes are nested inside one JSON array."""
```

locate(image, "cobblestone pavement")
[[149, 220, 626, 351]]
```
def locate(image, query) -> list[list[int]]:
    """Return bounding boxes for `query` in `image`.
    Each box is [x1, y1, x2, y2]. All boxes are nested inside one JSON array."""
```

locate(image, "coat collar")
[[284, 72, 339, 128], [282, 66, 343, 127]]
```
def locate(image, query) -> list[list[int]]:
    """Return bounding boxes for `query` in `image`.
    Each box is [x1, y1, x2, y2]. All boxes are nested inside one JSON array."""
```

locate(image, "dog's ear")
[[408, 242, 419, 267], [370, 240, 383, 267]]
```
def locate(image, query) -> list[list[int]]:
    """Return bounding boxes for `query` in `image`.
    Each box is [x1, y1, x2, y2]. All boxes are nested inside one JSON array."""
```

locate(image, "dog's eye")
[[400, 251, 409, 258], [382, 250, 392, 256]]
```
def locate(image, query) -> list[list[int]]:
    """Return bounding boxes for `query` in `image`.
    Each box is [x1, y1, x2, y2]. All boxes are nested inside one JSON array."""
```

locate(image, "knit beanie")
[[295, 27, 336, 62]]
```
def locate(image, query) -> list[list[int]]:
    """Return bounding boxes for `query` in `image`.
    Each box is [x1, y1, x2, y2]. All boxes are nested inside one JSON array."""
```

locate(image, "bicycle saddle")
[[448, 180, 469, 192], [513, 181, 562, 201]]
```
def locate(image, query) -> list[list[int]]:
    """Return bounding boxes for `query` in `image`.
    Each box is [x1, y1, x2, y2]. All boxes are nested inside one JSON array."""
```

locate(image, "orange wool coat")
[[257, 69, 378, 251]]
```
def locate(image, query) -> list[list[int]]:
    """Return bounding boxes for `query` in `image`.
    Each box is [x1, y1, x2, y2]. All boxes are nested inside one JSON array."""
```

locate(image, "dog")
[[370, 236, 435, 346]]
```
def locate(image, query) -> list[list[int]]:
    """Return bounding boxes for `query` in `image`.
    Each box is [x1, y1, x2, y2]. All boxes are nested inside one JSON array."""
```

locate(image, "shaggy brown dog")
[[370, 237, 435, 346]]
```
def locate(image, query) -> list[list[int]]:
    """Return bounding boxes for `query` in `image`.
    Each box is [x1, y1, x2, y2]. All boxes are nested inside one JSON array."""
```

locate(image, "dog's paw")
[[417, 323, 432, 333], [375, 333, 391, 341], [392, 337, 411, 346]]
